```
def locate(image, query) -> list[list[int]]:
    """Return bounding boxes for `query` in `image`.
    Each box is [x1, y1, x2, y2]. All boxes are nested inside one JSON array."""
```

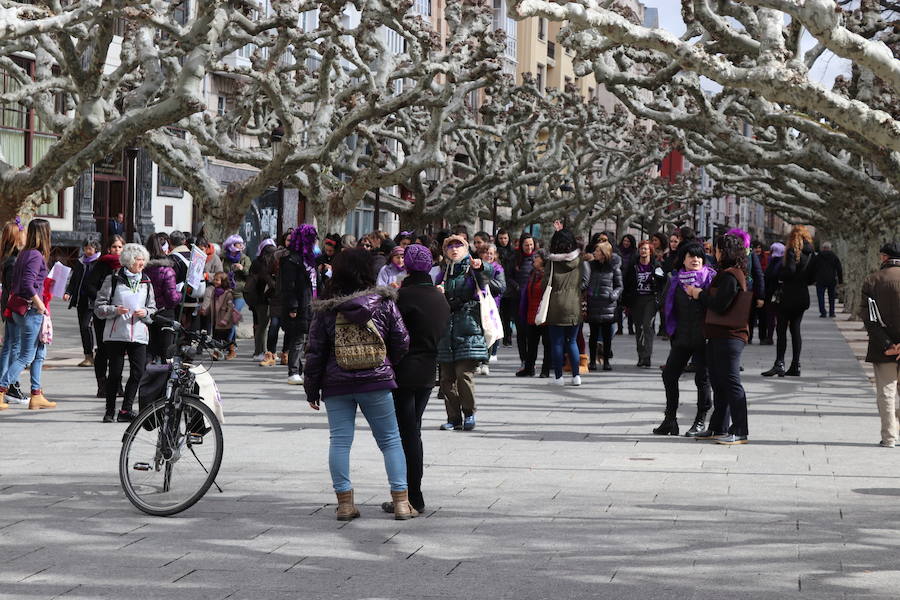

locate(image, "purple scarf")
[[81, 253, 100, 265], [664, 266, 716, 336]]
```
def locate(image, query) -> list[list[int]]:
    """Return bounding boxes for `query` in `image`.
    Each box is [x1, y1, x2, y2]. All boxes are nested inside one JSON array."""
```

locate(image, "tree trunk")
[[834, 231, 880, 320]]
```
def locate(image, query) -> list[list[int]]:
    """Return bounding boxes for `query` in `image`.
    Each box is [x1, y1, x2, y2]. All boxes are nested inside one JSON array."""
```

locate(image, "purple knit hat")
[[404, 244, 433, 273], [223, 234, 244, 253], [390, 245, 405, 258]]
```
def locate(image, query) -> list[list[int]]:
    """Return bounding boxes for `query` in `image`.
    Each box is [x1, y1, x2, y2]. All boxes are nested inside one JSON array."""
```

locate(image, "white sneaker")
[[6, 395, 28, 405], [251, 353, 265, 362], [489, 355, 498, 364], [482, 364, 490, 376], [571, 375, 582, 387], [551, 376, 564, 386], [287, 374, 303, 385]]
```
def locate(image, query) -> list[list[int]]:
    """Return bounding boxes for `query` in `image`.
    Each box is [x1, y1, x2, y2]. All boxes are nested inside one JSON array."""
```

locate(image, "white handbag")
[[478, 287, 503, 349], [534, 262, 553, 326]]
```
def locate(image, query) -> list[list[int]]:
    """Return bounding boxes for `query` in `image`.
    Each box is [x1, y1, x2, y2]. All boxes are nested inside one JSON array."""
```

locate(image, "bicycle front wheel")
[[119, 396, 223, 516]]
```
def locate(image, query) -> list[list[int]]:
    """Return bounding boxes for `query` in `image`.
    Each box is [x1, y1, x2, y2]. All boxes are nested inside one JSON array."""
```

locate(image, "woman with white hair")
[[94, 243, 157, 422]]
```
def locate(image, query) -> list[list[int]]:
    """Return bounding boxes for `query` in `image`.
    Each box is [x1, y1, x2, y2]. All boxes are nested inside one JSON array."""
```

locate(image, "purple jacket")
[[11, 249, 48, 299], [303, 286, 410, 402], [145, 258, 181, 310]]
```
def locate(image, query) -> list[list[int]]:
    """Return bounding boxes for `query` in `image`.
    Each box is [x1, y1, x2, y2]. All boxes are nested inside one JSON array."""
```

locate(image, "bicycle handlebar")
[[153, 315, 228, 356]]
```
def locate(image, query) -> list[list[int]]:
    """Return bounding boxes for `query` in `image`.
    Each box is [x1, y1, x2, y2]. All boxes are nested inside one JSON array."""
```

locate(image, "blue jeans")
[[323, 389, 408, 493], [0, 317, 21, 383], [1, 309, 45, 392], [816, 283, 836, 316], [230, 297, 247, 342], [549, 324, 581, 378]]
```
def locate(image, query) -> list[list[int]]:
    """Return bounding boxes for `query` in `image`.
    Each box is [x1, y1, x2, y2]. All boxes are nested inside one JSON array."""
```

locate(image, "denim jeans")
[[549, 324, 580, 378], [230, 297, 247, 342], [1, 308, 44, 392], [266, 315, 284, 354], [816, 283, 836, 317], [0, 317, 21, 383], [323, 389, 408, 493]]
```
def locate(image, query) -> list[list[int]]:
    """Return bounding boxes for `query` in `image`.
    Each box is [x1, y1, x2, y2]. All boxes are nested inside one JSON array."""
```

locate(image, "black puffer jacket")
[[585, 255, 623, 324], [280, 251, 313, 331], [778, 241, 814, 313]]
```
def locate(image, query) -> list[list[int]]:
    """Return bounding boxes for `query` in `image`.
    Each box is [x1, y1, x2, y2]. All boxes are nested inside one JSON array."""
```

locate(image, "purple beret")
[[404, 244, 433, 273]]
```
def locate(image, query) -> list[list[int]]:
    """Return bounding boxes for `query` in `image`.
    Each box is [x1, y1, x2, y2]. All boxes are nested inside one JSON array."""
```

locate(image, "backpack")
[[333, 312, 386, 370]]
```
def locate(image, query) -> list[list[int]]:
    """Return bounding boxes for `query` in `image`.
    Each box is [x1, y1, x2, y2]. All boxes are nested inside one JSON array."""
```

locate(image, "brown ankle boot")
[[578, 353, 589, 371], [390, 490, 419, 520], [77, 354, 94, 367], [259, 352, 276, 367], [279, 352, 288, 365], [29, 390, 56, 410], [225, 344, 237, 360], [0, 390, 8, 411], [335, 490, 360, 521]]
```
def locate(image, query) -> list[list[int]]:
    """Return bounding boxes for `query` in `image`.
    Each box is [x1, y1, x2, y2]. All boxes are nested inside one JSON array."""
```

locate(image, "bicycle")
[[119, 318, 226, 516]]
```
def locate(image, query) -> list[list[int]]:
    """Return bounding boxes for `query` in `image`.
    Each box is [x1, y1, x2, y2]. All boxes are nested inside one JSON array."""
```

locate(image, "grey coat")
[[585, 254, 623, 324], [94, 269, 158, 345]]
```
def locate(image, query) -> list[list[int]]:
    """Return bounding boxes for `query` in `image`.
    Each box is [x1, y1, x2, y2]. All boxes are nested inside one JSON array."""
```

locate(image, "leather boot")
[[390, 490, 419, 520], [225, 344, 237, 360], [279, 352, 288, 365], [784, 361, 801, 376], [761, 361, 785, 377], [0, 390, 8, 411], [29, 390, 56, 410], [258, 351, 276, 367], [77, 354, 94, 367], [578, 354, 589, 371], [652, 418, 679, 435], [684, 411, 707, 437], [335, 490, 360, 521], [563, 356, 571, 373]]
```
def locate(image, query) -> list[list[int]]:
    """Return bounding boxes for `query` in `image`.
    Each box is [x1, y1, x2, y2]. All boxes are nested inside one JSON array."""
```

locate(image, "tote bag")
[[705, 271, 753, 330], [534, 262, 554, 326], [479, 287, 503, 349]]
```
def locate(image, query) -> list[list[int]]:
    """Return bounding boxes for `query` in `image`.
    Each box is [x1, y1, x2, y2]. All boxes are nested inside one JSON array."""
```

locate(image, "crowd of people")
[[0, 215, 897, 519]]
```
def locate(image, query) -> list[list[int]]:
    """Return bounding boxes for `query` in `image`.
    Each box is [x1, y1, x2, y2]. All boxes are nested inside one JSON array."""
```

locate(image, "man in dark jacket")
[[862, 242, 900, 447], [810, 241, 844, 318]]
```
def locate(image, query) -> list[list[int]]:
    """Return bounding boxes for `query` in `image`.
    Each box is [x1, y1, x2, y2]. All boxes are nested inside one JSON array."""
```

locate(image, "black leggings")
[[391, 387, 432, 511], [588, 322, 614, 364], [775, 310, 804, 364]]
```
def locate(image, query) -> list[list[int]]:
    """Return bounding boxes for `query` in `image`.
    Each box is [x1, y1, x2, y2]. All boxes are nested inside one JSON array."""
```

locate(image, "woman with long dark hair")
[[304, 248, 414, 520], [512, 233, 536, 365], [0, 219, 54, 410], [144, 233, 181, 361], [686, 234, 751, 444], [64, 238, 102, 368], [762, 225, 814, 377], [495, 229, 517, 347]]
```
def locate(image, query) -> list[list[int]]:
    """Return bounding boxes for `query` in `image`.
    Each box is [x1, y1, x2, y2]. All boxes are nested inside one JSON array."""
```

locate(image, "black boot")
[[761, 361, 785, 377], [602, 359, 612, 371], [652, 418, 679, 436], [784, 361, 801, 376], [684, 411, 708, 437]]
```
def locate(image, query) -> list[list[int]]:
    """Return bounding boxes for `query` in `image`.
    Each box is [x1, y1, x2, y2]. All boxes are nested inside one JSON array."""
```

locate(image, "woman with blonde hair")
[[762, 225, 814, 377], [0, 219, 54, 410], [585, 240, 623, 371]]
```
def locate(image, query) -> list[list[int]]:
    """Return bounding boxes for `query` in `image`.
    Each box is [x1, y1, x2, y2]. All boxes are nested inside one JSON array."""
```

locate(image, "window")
[[164, 205, 174, 227], [536, 64, 545, 94], [537, 18, 546, 41], [172, 0, 189, 26], [1, 57, 63, 217], [157, 130, 185, 198]]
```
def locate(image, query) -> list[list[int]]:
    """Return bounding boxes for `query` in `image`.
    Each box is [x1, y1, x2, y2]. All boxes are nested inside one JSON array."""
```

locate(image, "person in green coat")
[[436, 235, 493, 431], [545, 227, 587, 386]]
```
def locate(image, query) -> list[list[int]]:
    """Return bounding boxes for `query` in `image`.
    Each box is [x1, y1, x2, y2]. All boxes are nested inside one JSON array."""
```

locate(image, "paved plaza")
[[1, 300, 899, 599]]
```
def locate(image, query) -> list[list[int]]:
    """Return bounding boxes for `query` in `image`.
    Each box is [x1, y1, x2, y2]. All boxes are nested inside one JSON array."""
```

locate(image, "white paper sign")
[[185, 244, 206, 290], [48, 262, 72, 299]]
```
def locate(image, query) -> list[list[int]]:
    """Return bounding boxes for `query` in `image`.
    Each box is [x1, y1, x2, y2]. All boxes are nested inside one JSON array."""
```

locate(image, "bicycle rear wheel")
[[119, 396, 223, 516]]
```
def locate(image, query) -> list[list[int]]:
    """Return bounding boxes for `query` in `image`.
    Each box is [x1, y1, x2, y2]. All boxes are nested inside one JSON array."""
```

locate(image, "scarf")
[[664, 265, 716, 337], [124, 268, 142, 294], [205, 245, 216, 262], [214, 286, 226, 297], [225, 249, 242, 265], [81, 253, 100, 265]]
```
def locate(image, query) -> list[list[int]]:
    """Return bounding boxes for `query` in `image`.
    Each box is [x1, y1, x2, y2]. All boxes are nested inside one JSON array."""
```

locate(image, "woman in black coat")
[[762, 226, 814, 377], [382, 244, 450, 514], [585, 241, 622, 371], [281, 226, 317, 385]]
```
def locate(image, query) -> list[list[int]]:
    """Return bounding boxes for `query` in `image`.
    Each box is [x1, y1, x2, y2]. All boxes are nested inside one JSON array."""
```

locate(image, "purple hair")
[[726, 228, 751, 249], [289, 224, 318, 268]]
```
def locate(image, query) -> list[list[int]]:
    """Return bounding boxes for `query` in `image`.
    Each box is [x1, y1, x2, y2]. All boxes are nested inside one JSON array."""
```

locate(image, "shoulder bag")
[[534, 262, 554, 326], [705, 271, 753, 329]]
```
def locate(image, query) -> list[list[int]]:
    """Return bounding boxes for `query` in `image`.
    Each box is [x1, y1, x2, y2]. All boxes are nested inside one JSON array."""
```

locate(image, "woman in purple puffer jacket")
[[303, 248, 413, 521], [144, 233, 181, 360]]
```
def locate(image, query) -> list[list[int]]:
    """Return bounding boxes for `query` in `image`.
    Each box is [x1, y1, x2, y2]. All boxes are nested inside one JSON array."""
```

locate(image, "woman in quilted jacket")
[[303, 248, 414, 521]]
